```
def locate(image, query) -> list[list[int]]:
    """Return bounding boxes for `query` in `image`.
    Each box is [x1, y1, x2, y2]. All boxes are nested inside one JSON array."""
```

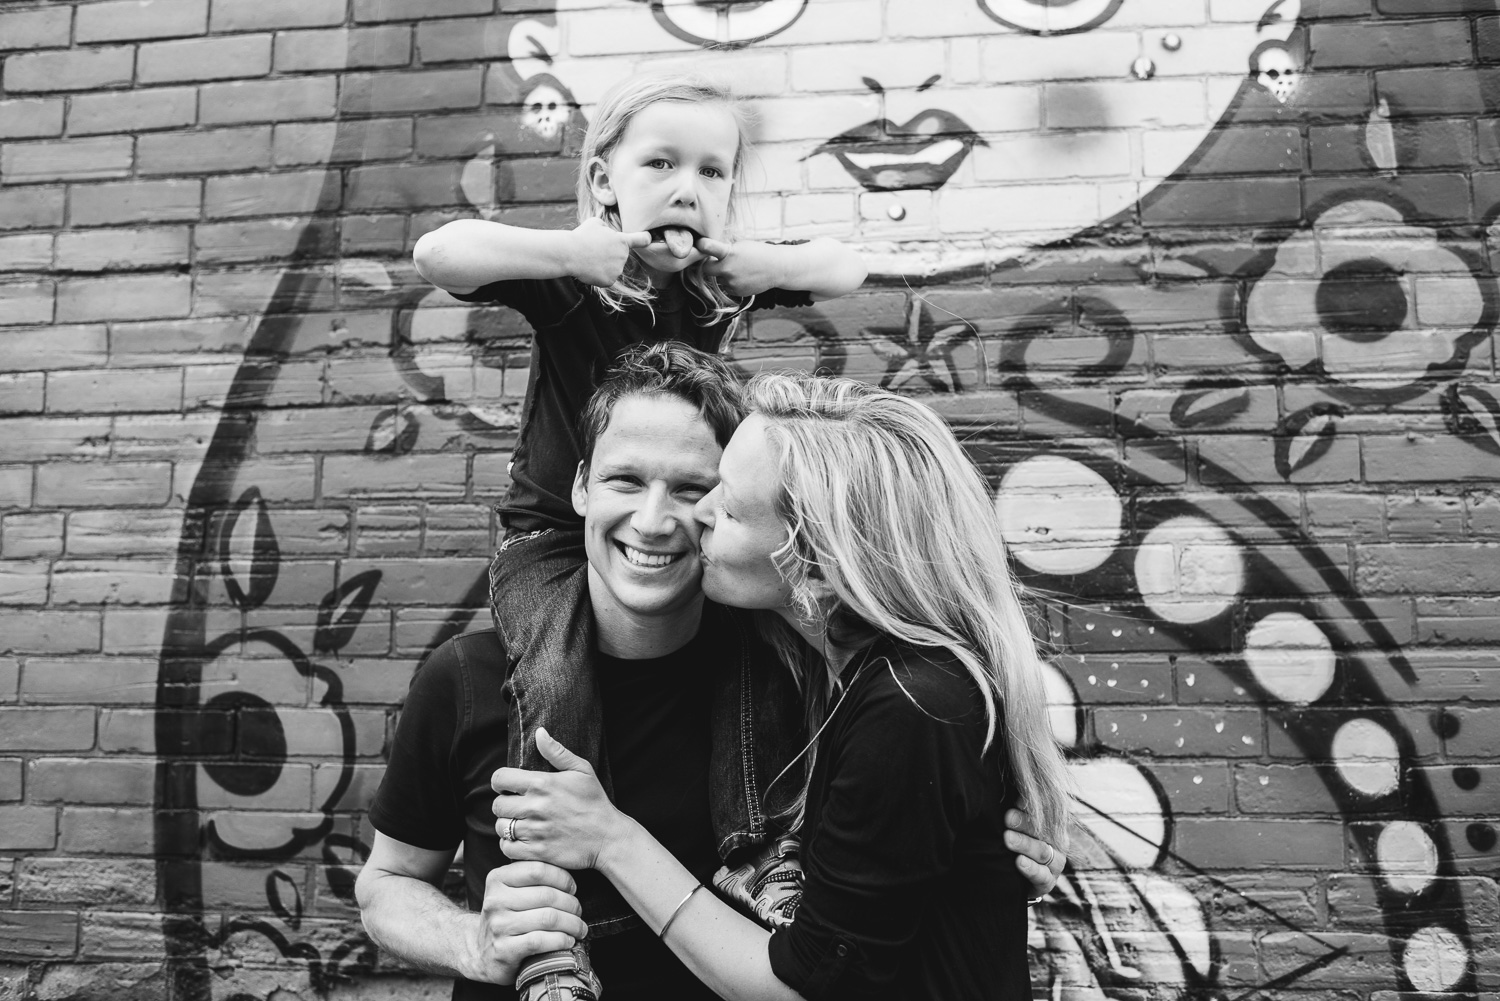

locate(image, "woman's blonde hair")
[[747, 373, 1072, 846], [575, 72, 753, 324]]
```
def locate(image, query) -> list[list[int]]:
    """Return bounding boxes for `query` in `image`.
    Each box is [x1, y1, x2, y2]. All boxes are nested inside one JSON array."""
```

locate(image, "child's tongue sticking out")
[[660, 226, 695, 259]]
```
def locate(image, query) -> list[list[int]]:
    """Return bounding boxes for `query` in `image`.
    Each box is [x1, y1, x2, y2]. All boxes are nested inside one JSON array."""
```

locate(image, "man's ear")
[[571, 461, 589, 517], [586, 157, 617, 207]]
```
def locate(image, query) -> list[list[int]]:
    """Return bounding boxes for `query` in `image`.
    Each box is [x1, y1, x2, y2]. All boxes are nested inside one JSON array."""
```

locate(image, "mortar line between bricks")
[[1221, 947, 1352, 1001], [1074, 795, 1344, 949]]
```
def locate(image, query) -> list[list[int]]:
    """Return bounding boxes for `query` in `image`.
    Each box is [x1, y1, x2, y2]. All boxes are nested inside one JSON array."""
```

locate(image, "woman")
[[494, 372, 1071, 1000]]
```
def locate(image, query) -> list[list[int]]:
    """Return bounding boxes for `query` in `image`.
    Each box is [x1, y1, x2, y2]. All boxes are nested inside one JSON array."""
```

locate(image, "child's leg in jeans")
[[489, 527, 608, 783], [489, 527, 606, 1001]]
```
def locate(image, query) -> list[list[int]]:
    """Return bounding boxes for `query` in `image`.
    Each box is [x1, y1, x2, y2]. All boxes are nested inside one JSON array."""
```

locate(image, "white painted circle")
[[1332, 718, 1400, 798], [1403, 925, 1467, 991], [1134, 516, 1242, 624], [1042, 660, 1079, 748], [1376, 821, 1438, 895], [996, 456, 1122, 575], [1244, 612, 1336, 704], [1069, 758, 1166, 869]]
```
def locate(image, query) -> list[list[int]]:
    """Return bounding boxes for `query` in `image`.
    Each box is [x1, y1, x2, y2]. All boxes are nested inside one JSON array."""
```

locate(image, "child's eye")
[[647, 158, 671, 170], [700, 166, 723, 179]]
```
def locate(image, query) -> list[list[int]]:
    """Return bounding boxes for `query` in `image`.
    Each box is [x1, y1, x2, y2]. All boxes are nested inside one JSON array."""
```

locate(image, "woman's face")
[[694, 413, 797, 613]]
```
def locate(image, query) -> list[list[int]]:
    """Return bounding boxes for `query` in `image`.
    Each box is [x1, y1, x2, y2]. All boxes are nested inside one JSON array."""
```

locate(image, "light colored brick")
[[0, 418, 111, 464], [194, 217, 314, 263], [353, 0, 491, 22], [0, 187, 63, 230], [3, 513, 62, 559], [0, 707, 95, 751], [0, 372, 44, 415], [0, 610, 102, 654], [56, 274, 192, 322], [273, 118, 414, 166], [0, 98, 64, 139], [76, 0, 209, 42], [1044, 79, 1207, 129], [54, 228, 191, 272], [68, 178, 202, 225], [0, 233, 53, 270], [0, 325, 107, 371], [36, 466, 174, 510], [211, 0, 346, 31], [49, 558, 177, 604], [137, 34, 272, 85], [20, 659, 160, 705], [3, 47, 137, 93], [0, 283, 54, 327], [46, 367, 184, 414], [339, 68, 483, 115], [0, 561, 49, 605], [1, 137, 134, 184], [0, 7, 73, 52], [200, 77, 337, 125], [0, 466, 32, 507], [66, 87, 198, 136], [273, 25, 411, 72], [66, 510, 184, 556], [31, 759, 157, 805], [108, 316, 251, 365], [0, 807, 56, 850], [137, 126, 271, 175], [17, 857, 156, 906], [204, 169, 339, 218]]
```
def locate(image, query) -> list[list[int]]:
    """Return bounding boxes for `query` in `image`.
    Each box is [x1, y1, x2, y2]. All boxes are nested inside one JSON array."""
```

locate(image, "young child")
[[412, 73, 866, 1001]]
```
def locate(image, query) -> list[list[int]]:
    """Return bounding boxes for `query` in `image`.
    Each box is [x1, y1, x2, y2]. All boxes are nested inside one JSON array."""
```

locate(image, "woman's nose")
[[694, 488, 718, 527]]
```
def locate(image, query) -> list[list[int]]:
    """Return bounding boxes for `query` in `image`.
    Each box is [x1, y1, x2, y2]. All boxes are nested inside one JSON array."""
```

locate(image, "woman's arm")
[[413, 218, 651, 294], [495, 731, 805, 1001]]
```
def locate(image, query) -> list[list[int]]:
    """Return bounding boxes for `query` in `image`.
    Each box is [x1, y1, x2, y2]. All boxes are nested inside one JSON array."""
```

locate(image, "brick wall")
[[0, 0, 1496, 998]]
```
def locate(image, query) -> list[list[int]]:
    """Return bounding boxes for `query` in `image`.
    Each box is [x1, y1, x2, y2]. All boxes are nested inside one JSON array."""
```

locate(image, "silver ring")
[[1041, 843, 1056, 868], [504, 817, 519, 842]]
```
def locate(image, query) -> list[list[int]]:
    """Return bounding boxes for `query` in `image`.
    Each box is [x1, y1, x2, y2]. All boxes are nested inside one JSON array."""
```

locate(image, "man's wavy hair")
[[575, 72, 755, 325], [578, 342, 746, 469]]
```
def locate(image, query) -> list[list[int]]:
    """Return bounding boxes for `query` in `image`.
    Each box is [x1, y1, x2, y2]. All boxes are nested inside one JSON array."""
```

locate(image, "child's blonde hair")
[[747, 373, 1073, 847], [575, 72, 754, 324]]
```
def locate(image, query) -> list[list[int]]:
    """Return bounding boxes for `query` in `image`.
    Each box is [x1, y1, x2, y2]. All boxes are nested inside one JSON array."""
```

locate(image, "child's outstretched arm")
[[414, 218, 652, 295], [697, 236, 866, 302]]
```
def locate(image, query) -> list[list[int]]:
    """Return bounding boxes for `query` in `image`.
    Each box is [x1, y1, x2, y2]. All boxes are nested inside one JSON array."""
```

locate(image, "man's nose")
[[633, 483, 677, 535]]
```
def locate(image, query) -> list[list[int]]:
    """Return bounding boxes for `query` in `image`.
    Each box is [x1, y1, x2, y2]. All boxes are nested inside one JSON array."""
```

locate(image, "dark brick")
[[1480, 15, 1500, 63], [1305, 171, 1471, 224], [1356, 543, 1500, 594], [0, 186, 63, 230], [59, 807, 163, 855], [354, 0, 492, 21], [137, 34, 272, 84], [414, 109, 563, 157], [0, 7, 72, 51], [1142, 177, 1301, 227], [137, 126, 272, 175], [1173, 818, 1346, 868], [273, 25, 412, 72], [200, 77, 338, 126], [1374, 66, 1493, 117], [273, 117, 415, 166], [194, 217, 327, 263], [1095, 707, 1263, 756], [416, 15, 522, 63], [1234, 763, 1342, 813], [203, 169, 339, 218], [0, 98, 63, 139], [67, 87, 198, 136], [17, 858, 156, 906], [76, 0, 209, 42], [340, 68, 483, 115], [3, 47, 136, 92], [0, 910, 76, 960], [1310, 19, 1470, 69], [68, 178, 201, 226]]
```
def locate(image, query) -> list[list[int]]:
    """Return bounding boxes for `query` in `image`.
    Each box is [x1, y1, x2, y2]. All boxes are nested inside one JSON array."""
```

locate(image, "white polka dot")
[[1244, 612, 1336, 704], [996, 456, 1121, 575], [1403, 925, 1468, 991], [1332, 718, 1400, 798], [1134, 516, 1242, 624], [1377, 821, 1438, 894]]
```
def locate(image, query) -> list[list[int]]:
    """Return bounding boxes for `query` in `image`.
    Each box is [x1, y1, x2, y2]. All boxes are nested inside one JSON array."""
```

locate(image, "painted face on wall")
[[507, 0, 1302, 276]]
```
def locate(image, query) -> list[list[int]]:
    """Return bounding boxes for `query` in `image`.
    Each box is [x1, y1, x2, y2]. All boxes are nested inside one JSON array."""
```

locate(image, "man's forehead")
[[593, 395, 724, 467]]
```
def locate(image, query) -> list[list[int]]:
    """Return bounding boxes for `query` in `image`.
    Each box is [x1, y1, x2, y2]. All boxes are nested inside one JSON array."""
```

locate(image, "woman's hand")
[[697, 237, 787, 297], [492, 728, 628, 871], [1004, 807, 1069, 899]]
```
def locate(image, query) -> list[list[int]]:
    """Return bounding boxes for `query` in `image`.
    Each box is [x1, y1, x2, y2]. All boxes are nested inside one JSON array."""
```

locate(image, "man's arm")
[[356, 831, 588, 984], [413, 218, 651, 295]]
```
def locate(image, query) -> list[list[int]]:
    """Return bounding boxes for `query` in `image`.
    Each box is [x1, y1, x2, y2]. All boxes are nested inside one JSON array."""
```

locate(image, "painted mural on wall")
[[148, 1, 1496, 997]]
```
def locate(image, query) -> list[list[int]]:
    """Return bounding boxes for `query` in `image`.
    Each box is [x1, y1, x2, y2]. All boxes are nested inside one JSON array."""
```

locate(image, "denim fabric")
[[489, 528, 805, 935]]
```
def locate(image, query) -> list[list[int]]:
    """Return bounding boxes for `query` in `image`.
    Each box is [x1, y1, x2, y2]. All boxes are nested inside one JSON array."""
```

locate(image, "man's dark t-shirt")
[[368, 627, 722, 1001], [451, 276, 813, 532]]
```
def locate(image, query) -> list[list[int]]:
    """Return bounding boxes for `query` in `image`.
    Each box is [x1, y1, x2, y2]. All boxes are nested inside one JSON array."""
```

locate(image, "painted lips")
[[813, 109, 985, 192]]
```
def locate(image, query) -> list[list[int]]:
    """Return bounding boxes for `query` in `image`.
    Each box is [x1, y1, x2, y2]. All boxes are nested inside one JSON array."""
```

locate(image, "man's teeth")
[[623, 545, 677, 568], [661, 226, 695, 259]]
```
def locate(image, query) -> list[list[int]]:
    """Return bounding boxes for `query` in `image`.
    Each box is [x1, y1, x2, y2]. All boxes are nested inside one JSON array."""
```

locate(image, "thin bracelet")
[[659, 882, 705, 941]]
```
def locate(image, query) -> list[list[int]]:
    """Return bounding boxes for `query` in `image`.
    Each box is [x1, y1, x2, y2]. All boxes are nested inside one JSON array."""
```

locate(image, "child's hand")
[[568, 218, 651, 287], [697, 238, 787, 297]]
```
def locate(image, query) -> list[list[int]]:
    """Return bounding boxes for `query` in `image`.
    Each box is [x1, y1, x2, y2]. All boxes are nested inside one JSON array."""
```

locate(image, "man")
[[355, 345, 1066, 1000]]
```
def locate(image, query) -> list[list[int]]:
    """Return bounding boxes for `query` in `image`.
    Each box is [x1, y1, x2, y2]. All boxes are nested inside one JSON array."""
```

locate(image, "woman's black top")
[[767, 638, 1031, 1000]]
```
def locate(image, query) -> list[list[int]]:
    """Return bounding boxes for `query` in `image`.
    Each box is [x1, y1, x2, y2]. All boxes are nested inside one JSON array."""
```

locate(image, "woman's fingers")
[[535, 728, 594, 774]]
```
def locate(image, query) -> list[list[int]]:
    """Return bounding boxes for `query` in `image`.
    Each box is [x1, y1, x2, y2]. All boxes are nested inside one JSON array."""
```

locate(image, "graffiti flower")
[[1243, 200, 1488, 400]]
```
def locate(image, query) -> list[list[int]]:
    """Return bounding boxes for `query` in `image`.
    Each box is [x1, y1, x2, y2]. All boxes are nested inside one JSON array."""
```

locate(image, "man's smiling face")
[[571, 393, 723, 625], [507, 0, 1302, 275]]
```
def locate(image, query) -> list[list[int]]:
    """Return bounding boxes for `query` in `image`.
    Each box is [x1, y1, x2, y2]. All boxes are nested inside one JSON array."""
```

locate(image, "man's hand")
[[697, 237, 786, 297], [568, 217, 651, 287], [1004, 807, 1068, 899], [467, 861, 589, 985], [493, 728, 628, 872]]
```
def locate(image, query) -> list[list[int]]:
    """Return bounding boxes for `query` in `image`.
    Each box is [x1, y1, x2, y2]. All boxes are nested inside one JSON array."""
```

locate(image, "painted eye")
[[651, 0, 808, 48], [976, 0, 1125, 35]]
